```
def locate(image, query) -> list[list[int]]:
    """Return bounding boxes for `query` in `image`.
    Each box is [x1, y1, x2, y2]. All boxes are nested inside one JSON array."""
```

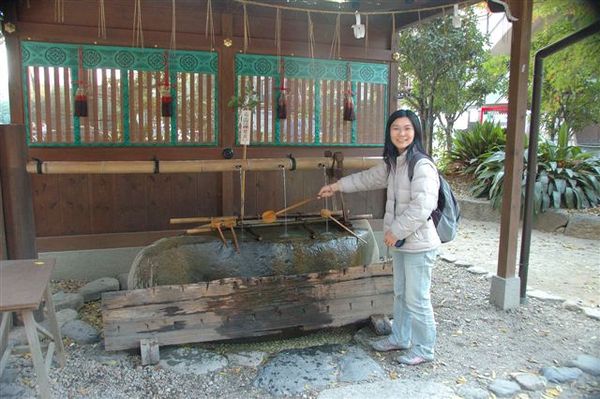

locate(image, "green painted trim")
[[351, 81, 357, 144], [274, 75, 281, 144], [22, 63, 31, 144], [28, 142, 219, 148], [121, 69, 130, 144], [72, 67, 81, 145], [236, 53, 389, 84], [213, 68, 219, 145], [246, 142, 383, 148], [21, 41, 218, 74], [314, 80, 321, 145]]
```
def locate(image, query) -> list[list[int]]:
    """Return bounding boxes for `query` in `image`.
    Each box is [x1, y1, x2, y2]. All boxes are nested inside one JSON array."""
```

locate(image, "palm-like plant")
[[449, 121, 506, 174]]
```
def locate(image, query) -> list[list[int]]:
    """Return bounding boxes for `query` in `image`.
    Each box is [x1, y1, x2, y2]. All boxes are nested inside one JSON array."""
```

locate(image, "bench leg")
[[44, 286, 66, 367], [22, 310, 51, 399], [0, 312, 13, 378]]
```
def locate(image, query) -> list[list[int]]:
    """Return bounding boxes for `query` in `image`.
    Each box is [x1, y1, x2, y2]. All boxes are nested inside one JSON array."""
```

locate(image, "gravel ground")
[[5, 259, 600, 398]]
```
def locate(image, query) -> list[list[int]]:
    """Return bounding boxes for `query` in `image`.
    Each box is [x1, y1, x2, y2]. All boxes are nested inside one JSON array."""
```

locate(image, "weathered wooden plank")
[[102, 263, 393, 350]]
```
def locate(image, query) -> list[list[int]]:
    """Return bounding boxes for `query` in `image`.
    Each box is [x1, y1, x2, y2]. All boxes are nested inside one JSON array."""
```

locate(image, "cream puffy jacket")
[[337, 152, 441, 253]]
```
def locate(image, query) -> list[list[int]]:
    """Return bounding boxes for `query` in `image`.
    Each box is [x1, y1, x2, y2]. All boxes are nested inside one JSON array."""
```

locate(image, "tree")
[[532, 0, 600, 141], [436, 54, 509, 152], [397, 8, 498, 153]]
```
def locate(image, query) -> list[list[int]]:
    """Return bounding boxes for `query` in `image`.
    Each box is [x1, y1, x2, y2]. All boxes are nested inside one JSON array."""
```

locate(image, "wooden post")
[[140, 338, 160, 365], [491, 0, 533, 310], [0, 125, 37, 260]]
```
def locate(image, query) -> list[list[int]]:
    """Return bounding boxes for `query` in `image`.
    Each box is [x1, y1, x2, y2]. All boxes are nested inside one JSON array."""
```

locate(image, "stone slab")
[[564, 214, 600, 240], [159, 347, 227, 375], [318, 379, 455, 399]]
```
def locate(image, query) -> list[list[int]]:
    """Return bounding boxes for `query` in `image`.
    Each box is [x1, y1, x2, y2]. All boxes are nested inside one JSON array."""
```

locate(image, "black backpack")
[[408, 153, 460, 243]]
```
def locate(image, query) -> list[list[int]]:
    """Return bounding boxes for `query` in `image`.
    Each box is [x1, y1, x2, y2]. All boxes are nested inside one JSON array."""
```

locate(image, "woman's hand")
[[384, 231, 399, 247], [318, 183, 339, 198]]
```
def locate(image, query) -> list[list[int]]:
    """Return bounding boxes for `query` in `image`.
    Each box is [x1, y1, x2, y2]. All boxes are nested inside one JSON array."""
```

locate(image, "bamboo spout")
[[26, 157, 382, 175]]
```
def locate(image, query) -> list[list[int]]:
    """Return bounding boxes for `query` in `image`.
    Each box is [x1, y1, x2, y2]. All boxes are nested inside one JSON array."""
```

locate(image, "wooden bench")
[[0, 259, 66, 399]]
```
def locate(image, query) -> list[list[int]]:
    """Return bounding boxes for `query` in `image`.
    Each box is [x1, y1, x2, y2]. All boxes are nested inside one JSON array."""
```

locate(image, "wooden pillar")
[[388, 15, 399, 115], [220, 12, 235, 216], [3, 0, 24, 124], [491, 0, 533, 310], [0, 125, 37, 260]]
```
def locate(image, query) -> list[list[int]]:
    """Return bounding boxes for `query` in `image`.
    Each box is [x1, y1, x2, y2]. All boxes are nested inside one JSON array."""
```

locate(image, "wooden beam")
[[102, 262, 393, 351], [496, 0, 533, 278]]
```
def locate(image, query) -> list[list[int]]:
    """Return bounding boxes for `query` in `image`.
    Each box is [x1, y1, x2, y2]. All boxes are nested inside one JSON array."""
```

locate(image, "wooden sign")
[[238, 109, 252, 145]]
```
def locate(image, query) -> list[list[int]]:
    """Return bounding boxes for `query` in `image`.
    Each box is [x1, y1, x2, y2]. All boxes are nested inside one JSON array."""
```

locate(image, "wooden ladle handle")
[[275, 197, 317, 216]]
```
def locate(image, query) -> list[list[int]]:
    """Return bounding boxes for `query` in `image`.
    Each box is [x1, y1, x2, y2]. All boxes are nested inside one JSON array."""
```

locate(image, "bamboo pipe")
[[26, 157, 382, 174], [170, 215, 237, 225]]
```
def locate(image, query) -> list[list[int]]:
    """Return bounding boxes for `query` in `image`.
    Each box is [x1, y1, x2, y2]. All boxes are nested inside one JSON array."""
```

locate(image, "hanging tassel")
[[74, 47, 88, 117], [161, 51, 172, 117], [343, 63, 355, 122], [343, 90, 355, 121], [277, 58, 287, 120]]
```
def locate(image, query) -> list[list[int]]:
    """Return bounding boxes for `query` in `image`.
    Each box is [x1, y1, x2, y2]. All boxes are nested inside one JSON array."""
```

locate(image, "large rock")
[[159, 347, 227, 375], [532, 209, 569, 232], [52, 291, 84, 311], [40, 308, 79, 330], [61, 320, 100, 344], [128, 220, 379, 289], [488, 379, 520, 397], [568, 354, 600, 376], [458, 198, 500, 223], [338, 347, 385, 383], [540, 366, 583, 383], [512, 373, 546, 391], [80, 277, 120, 301], [254, 346, 339, 396], [564, 214, 600, 240], [227, 351, 268, 368]]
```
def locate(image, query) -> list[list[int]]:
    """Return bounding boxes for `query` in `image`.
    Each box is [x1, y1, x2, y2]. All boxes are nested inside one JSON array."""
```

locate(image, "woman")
[[318, 109, 440, 366]]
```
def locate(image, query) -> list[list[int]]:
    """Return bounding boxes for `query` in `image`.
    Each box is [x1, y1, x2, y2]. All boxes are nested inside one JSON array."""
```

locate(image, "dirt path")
[[441, 219, 600, 307]]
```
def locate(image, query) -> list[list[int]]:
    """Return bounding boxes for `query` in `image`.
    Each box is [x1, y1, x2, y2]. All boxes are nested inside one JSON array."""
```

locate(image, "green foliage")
[[396, 7, 499, 152], [532, 0, 600, 138], [449, 122, 506, 173], [471, 126, 600, 212], [0, 99, 9, 124], [228, 80, 260, 109]]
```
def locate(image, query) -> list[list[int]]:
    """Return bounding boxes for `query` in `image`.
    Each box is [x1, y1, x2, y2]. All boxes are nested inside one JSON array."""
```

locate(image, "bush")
[[449, 122, 506, 174], [471, 126, 600, 212]]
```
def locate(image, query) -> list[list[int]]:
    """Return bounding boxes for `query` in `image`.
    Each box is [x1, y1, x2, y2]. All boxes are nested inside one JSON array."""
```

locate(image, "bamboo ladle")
[[261, 197, 317, 223], [320, 208, 367, 244]]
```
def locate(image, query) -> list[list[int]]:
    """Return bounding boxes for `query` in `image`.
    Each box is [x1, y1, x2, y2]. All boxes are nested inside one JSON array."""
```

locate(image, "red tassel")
[[74, 47, 88, 117], [277, 88, 287, 119], [161, 51, 172, 117], [161, 87, 172, 117], [74, 87, 88, 117], [343, 91, 355, 121]]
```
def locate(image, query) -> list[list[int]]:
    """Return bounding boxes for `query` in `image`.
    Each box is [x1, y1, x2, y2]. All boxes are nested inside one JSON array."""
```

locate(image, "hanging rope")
[[364, 15, 369, 56], [390, 13, 396, 50], [132, 0, 144, 48], [307, 11, 315, 59], [54, 0, 64, 23], [275, 8, 282, 59], [329, 13, 341, 60], [170, 0, 177, 52], [205, 0, 215, 50], [98, 0, 107, 39], [243, 3, 251, 53], [234, 0, 471, 16]]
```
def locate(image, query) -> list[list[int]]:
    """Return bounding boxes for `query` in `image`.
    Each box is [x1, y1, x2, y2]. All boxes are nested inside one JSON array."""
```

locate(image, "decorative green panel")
[[21, 41, 218, 147], [234, 54, 388, 147], [21, 41, 217, 74], [236, 54, 388, 85]]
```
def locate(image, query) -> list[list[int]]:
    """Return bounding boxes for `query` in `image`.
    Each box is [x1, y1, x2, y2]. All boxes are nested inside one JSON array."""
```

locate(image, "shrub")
[[449, 121, 506, 174], [471, 126, 600, 212]]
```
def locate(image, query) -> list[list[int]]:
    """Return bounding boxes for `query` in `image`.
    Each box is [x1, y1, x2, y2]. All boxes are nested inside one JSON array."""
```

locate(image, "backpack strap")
[[407, 151, 429, 181]]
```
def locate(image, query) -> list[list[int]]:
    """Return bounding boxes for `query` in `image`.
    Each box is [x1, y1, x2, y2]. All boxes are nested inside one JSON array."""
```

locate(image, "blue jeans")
[[389, 249, 437, 360]]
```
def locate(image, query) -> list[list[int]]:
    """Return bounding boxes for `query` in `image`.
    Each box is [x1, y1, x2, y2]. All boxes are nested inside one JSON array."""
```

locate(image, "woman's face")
[[390, 116, 415, 153]]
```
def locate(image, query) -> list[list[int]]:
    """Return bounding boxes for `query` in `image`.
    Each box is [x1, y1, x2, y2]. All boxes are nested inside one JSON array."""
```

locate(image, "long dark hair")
[[383, 109, 430, 174]]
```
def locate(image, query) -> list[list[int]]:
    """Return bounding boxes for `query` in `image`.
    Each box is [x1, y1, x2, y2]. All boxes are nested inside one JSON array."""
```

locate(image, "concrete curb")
[[457, 198, 599, 240]]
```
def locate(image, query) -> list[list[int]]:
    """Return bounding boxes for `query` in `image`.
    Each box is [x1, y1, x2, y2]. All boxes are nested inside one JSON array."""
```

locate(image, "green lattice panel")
[[21, 41, 217, 74], [235, 54, 388, 84]]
